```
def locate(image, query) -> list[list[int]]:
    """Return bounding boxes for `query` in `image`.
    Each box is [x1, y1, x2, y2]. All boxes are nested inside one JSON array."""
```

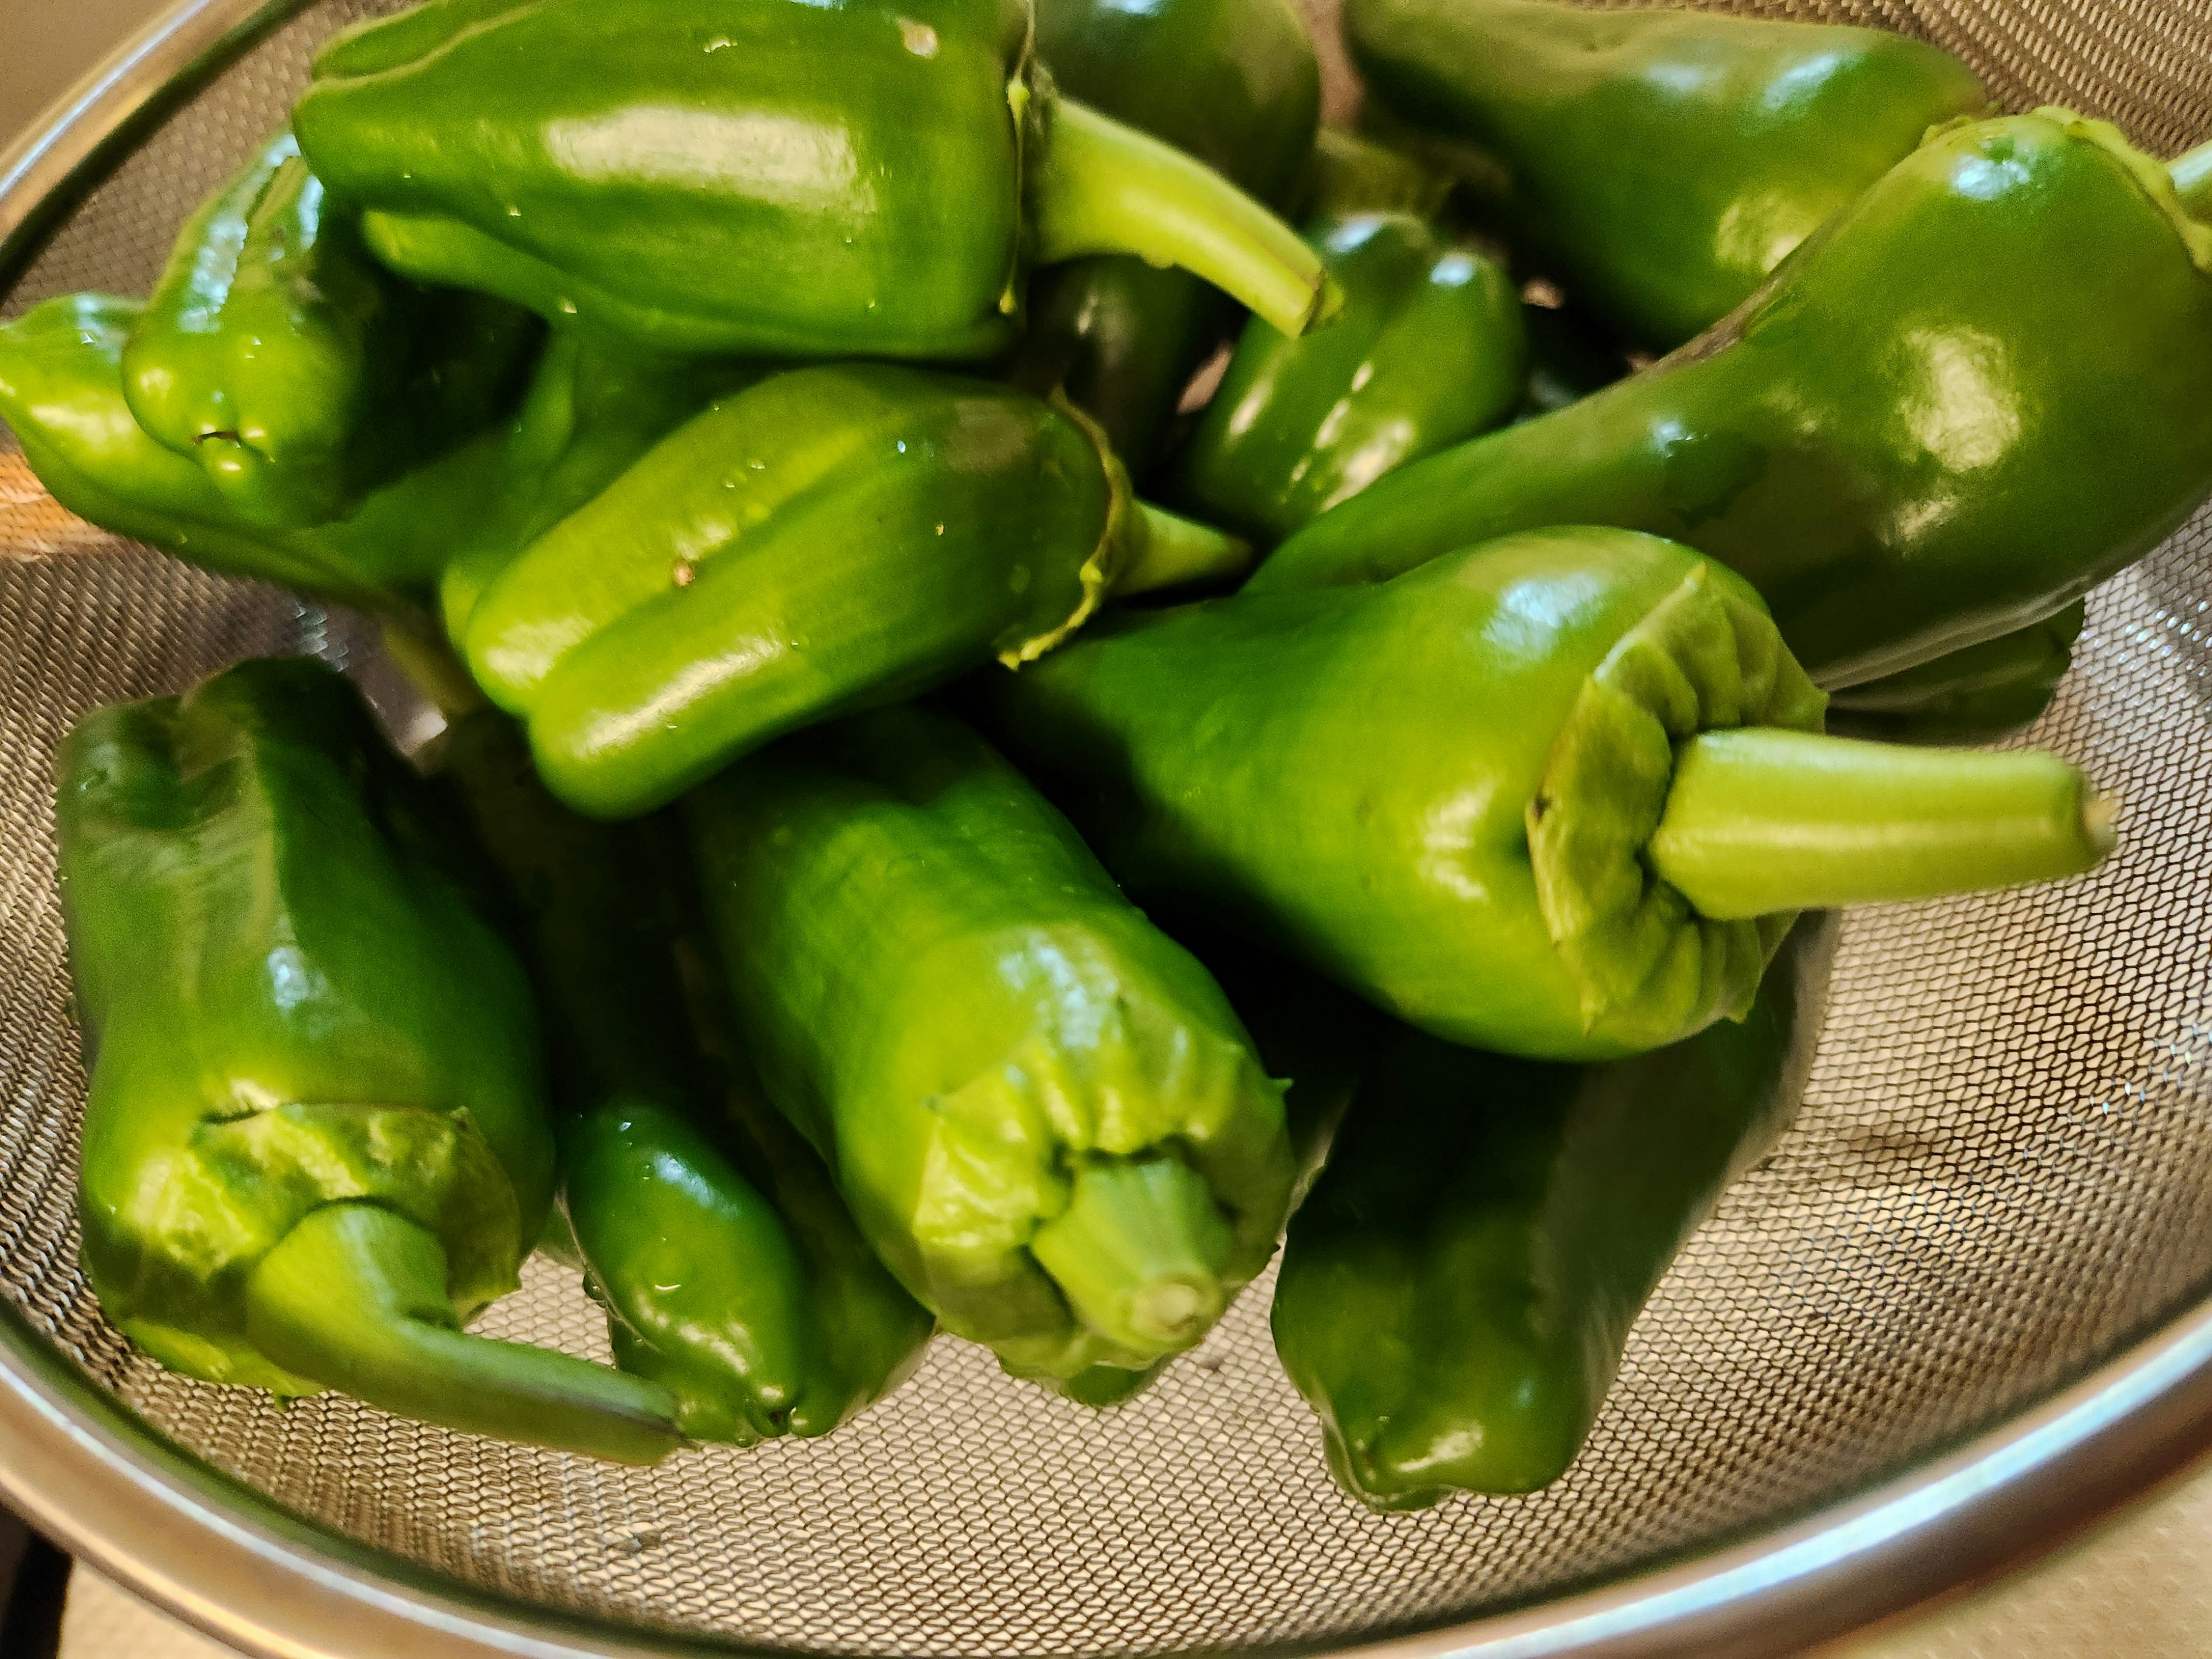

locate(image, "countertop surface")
[[6, 5, 2211, 1657]]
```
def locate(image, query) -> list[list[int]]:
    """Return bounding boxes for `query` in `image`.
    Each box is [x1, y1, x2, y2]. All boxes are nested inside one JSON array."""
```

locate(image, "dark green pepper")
[[55, 657, 679, 1463], [463, 363, 1248, 820], [1828, 602, 2085, 744], [1350, 0, 1987, 351], [1273, 911, 1835, 1508], [685, 706, 1296, 1388], [1177, 211, 1525, 545], [1255, 112, 2212, 687], [988, 525, 2110, 1060], [122, 130, 536, 529], [437, 714, 932, 1444], [1008, 0, 1320, 474], [433, 335, 754, 640], [293, 0, 1331, 362]]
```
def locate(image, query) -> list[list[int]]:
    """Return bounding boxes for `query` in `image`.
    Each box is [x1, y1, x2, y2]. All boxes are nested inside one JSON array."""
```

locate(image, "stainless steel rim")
[[3, 4, 2210, 1656]]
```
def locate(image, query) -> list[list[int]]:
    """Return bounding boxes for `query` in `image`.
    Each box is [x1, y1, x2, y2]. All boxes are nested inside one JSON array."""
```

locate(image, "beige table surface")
[[6, 6, 2212, 1657]]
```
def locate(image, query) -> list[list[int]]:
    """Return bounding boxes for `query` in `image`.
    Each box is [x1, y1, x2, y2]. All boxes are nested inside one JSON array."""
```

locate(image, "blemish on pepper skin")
[[672, 561, 696, 588], [897, 17, 940, 56]]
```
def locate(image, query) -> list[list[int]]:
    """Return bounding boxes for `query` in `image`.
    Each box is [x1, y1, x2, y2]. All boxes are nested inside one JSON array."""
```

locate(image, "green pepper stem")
[[1028, 1159, 1234, 1354], [1033, 99, 1338, 339], [245, 1203, 681, 1464], [2172, 139, 2212, 222], [1646, 729, 2114, 921], [381, 613, 487, 721], [1115, 503, 1252, 597]]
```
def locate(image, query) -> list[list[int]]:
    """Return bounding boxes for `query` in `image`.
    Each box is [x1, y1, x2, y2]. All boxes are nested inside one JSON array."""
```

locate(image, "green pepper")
[[684, 706, 1296, 1388], [436, 713, 932, 1444], [1350, 0, 1987, 352], [433, 336, 753, 640], [121, 130, 536, 529], [463, 362, 1248, 820], [293, 0, 1331, 363], [55, 657, 680, 1463], [1253, 111, 2212, 688], [1825, 601, 2085, 744], [1176, 211, 1525, 545], [1007, 0, 1320, 474], [1272, 910, 1835, 1508], [987, 525, 2111, 1060], [1302, 128, 1452, 221]]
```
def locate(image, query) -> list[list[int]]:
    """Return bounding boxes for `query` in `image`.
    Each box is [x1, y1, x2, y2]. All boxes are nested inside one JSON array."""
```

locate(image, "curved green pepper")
[[433, 336, 753, 640], [436, 714, 931, 1444], [1273, 910, 1835, 1508], [1177, 211, 1525, 544], [122, 130, 536, 529], [55, 658, 679, 1463], [463, 362, 1247, 820], [1350, 0, 1986, 351], [988, 525, 2111, 1060], [1255, 111, 2212, 687], [293, 0, 1330, 362], [1827, 602, 2085, 744], [685, 706, 1296, 1388], [1008, 0, 1320, 473]]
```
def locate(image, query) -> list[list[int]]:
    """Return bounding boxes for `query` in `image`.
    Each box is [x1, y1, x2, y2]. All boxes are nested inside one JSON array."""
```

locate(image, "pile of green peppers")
[[10, 0, 2192, 1503]]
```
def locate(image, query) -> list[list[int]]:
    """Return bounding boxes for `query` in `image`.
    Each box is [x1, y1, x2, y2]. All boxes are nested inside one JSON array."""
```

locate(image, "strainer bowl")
[[9, 3, 2212, 1654]]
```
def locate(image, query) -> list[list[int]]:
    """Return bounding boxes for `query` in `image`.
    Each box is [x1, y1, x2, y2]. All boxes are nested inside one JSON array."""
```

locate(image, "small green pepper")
[[293, 0, 1331, 362], [1273, 911, 1835, 1508], [1008, 0, 1321, 474], [1350, 0, 1987, 351], [463, 363, 1248, 820], [1177, 211, 1526, 545], [1256, 111, 2212, 687], [122, 131, 536, 529], [55, 658, 679, 1463], [988, 525, 2111, 1060], [1827, 603, 2085, 744], [437, 713, 931, 1444], [685, 706, 1296, 1388]]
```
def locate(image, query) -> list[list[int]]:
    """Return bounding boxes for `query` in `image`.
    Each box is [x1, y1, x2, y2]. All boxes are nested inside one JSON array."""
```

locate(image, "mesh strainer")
[[6, 2, 2212, 1654]]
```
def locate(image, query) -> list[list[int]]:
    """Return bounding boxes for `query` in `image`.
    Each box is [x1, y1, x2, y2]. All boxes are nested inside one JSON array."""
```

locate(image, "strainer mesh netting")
[[6, 1, 2212, 1653]]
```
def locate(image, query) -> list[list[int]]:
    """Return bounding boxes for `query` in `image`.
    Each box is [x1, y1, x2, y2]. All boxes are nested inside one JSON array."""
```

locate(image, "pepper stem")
[[381, 612, 487, 721], [1032, 99, 1338, 339], [1646, 729, 2114, 922], [2172, 139, 2212, 222], [1028, 1159, 1233, 1355], [245, 1203, 681, 1464], [1115, 503, 1252, 597]]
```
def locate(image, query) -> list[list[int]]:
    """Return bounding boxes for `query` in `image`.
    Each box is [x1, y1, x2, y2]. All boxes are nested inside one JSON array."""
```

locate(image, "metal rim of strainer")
[[6, 5, 2212, 1657]]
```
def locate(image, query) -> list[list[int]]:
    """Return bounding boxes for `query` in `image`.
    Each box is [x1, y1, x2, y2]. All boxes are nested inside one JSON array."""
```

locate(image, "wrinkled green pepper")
[[464, 362, 1247, 820], [294, 0, 1331, 362], [1009, 0, 1320, 473], [55, 658, 679, 1462], [685, 706, 1296, 1389], [988, 525, 2111, 1060], [122, 131, 536, 529], [1350, 0, 1987, 351], [1177, 211, 1525, 544], [0, 294, 449, 609], [1255, 112, 2212, 687], [1828, 602, 2086, 744], [433, 335, 753, 639], [437, 714, 931, 1444], [1273, 911, 1835, 1508], [1303, 128, 1452, 221]]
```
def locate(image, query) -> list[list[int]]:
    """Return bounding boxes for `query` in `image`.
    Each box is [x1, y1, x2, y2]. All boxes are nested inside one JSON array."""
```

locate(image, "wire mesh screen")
[[6, 1, 2212, 1653]]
